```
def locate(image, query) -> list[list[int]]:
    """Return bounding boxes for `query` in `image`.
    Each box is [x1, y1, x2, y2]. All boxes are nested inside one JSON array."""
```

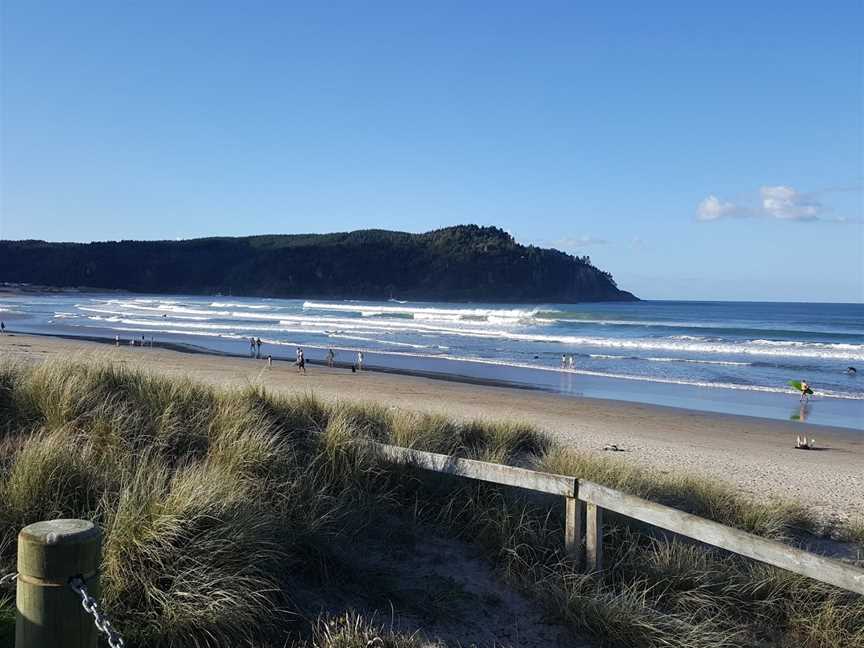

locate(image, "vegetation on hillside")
[[1, 360, 861, 647], [0, 225, 636, 302]]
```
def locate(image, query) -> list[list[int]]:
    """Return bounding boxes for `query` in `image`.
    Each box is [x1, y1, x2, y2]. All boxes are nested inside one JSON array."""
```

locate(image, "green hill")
[[0, 225, 636, 302]]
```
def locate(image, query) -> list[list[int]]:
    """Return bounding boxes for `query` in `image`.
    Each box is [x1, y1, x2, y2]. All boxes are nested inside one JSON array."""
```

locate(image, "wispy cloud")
[[696, 195, 748, 221], [554, 235, 609, 249], [696, 185, 861, 223]]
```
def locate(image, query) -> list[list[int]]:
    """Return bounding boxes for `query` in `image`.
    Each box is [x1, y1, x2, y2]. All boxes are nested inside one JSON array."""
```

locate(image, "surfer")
[[799, 380, 811, 402], [847, 366, 857, 376], [561, 354, 567, 369]]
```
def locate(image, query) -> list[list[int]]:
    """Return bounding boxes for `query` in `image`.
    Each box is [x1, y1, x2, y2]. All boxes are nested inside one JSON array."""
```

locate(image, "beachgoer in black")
[[327, 348, 335, 368], [297, 349, 306, 374], [0, 321, 5, 335], [255, 337, 262, 359]]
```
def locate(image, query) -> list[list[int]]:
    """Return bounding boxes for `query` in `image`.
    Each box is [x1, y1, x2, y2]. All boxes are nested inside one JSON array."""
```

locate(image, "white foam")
[[64, 299, 864, 362], [210, 302, 272, 309], [302, 300, 539, 324]]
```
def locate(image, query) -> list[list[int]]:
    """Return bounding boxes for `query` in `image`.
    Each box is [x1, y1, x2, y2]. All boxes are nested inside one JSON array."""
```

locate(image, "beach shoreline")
[[2, 332, 862, 523]]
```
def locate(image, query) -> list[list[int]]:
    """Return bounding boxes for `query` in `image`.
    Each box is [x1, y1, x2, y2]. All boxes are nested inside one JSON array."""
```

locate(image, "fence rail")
[[374, 442, 864, 595]]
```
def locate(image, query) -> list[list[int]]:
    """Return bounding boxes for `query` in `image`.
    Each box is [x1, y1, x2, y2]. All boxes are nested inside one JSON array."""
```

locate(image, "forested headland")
[[0, 225, 636, 302]]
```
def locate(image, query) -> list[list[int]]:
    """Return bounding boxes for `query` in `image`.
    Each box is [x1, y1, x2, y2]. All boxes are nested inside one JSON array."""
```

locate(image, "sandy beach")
[[2, 333, 862, 522]]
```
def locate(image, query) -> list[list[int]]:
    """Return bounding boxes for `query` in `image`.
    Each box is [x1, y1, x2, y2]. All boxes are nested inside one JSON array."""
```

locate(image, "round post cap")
[[18, 519, 101, 581]]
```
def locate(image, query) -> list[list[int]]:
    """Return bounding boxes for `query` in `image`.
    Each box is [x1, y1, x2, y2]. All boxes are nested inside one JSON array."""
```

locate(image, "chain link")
[[69, 577, 126, 648], [0, 572, 16, 589]]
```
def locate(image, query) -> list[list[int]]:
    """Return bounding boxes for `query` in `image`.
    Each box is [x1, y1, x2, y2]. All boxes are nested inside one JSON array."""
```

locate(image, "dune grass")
[[0, 358, 861, 647]]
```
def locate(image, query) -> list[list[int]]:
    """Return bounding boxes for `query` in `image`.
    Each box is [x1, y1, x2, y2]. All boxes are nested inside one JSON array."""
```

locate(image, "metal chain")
[[69, 577, 126, 648], [0, 572, 16, 589]]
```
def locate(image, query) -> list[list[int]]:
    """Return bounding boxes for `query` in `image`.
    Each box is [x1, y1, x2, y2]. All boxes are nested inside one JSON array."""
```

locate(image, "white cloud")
[[696, 185, 854, 223], [696, 195, 745, 221], [760, 185, 822, 221], [554, 235, 608, 249]]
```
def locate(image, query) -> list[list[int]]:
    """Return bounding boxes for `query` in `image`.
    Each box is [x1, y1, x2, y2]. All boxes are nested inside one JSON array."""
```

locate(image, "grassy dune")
[[0, 359, 862, 647]]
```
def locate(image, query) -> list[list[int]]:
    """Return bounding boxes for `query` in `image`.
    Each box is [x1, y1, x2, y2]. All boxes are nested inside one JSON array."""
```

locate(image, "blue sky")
[[1, 1, 861, 301]]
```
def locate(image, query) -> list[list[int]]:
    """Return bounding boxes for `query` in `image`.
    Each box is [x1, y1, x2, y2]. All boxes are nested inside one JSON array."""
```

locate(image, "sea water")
[[2, 294, 862, 429]]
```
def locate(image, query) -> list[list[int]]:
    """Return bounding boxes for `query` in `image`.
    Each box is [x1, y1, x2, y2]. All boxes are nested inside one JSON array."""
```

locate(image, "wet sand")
[[2, 333, 862, 522]]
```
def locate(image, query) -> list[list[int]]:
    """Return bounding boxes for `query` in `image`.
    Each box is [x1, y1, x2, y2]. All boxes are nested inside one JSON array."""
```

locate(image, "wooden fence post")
[[16, 519, 102, 648], [564, 492, 584, 567], [586, 503, 603, 571]]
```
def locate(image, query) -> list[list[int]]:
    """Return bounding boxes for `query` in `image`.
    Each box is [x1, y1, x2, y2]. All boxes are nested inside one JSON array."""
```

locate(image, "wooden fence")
[[374, 443, 864, 596]]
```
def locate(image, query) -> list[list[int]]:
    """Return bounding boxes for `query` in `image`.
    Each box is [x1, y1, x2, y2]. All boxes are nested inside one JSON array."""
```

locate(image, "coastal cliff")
[[0, 225, 636, 302]]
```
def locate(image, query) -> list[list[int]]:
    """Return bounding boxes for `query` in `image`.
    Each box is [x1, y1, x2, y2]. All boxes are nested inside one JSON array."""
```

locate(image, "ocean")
[[2, 293, 862, 430]]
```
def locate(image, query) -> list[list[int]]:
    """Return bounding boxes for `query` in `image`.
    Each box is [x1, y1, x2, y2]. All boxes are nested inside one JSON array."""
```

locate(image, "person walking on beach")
[[255, 337, 262, 359], [1, 321, 5, 335], [249, 338, 256, 358], [561, 354, 566, 369], [357, 350, 364, 371], [799, 380, 811, 402], [115, 334, 119, 347], [297, 348, 306, 374], [327, 348, 335, 368]]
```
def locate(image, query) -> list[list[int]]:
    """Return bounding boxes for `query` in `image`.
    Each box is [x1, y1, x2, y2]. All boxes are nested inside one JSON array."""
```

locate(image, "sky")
[[0, 2, 862, 302]]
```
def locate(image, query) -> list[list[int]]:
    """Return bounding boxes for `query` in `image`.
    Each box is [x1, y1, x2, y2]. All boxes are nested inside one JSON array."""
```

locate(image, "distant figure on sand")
[[327, 348, 335, 368], [297, 349, 306, 374], [115, 334, 119, 347], [267, 355, 272, 368], [255, 337, 262, 359], [357, 351, 364, 371], [249, 338, 256, 358], [0, 321, 5, 335]]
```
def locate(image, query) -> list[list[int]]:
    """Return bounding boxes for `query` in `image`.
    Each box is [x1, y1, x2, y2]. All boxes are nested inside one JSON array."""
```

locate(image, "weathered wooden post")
[[564, 488, 584, 567], [16, 519, 101, 648], [586, 503, 603, 571]]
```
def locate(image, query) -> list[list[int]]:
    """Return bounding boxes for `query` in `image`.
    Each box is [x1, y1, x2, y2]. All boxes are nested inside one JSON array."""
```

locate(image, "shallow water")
[[2, 293, 862, 429]]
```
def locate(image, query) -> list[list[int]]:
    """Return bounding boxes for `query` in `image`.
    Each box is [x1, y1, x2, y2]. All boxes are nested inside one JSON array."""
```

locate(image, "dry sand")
[[2, 333, 862, 523]]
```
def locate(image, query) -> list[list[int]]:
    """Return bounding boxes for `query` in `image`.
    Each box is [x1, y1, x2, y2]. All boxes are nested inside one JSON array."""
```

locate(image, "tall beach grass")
[[0, 358, 861, 647]]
